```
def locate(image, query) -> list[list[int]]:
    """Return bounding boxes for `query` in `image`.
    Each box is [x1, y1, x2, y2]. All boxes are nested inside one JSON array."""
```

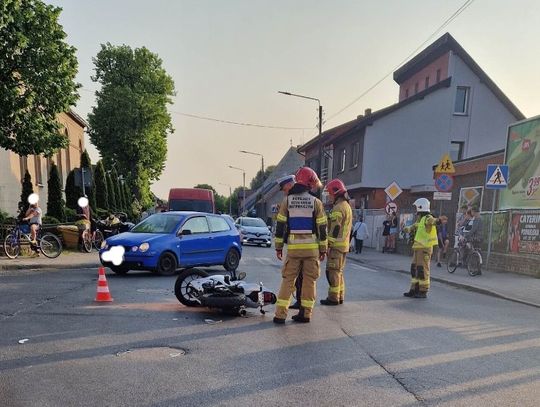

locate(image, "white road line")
[[350, 263, 379, 273]]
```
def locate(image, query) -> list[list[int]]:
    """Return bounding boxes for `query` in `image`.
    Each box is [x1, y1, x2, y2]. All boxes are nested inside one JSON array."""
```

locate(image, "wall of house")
[[399, 52, 450, 101], [331, 128, 365, 186], [447, 53, 520, 159]]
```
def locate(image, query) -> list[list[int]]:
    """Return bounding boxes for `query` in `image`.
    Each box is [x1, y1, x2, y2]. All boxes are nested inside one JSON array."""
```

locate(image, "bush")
[[95, 208, 109, 219], [0, 210, 9, 223], [42, 216, 60, 225], [64, 207, 77, 222]]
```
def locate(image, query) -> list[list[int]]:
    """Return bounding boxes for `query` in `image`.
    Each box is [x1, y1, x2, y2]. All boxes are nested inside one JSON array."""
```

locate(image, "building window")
[[19, 156, 28, 180], [436, 69, 441, 83], [57, 151, 63, 188], [34, 156, 43, 185], [425, 76, 429, 89], [454, 87, 469, 115], [350, 142, 359, 169], [405, 88, 409, 98], [338, 148, 346, 173], [414, 82, 419, 94], [450, 141, 464, 161], [66, 147, 71, 172]]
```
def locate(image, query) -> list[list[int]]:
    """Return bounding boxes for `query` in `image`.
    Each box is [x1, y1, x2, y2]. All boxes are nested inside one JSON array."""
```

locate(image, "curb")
[[0, 262, 101, 272], [348, 257, 540, 309]]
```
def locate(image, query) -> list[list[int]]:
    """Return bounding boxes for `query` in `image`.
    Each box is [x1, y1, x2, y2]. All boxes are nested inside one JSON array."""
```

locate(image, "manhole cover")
[[136, 288, 170, 294], [115, 346, 186, 360]]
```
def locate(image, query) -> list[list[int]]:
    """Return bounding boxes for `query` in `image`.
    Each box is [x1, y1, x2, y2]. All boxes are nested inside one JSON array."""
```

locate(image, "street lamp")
[[278, 91, 323, 179], [239, 150, 264, 174], [219, 182, 232, 215], [228, 165, 246, 215]]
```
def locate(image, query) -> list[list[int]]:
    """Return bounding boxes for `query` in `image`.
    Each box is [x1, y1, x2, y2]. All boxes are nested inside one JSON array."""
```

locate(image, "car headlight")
[[139, 242, 150, 252], [101, 241, 108, 249]]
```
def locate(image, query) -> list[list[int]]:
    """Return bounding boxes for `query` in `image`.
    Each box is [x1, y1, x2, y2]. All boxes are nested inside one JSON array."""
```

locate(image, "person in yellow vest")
[[273, 167, 328, 324], [320, 179, 353, 306], [402, 198, 441, 298]]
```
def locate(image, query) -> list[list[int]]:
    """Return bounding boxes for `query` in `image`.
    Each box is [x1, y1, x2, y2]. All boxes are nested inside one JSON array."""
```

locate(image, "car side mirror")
[[181, 229, 192, 236]]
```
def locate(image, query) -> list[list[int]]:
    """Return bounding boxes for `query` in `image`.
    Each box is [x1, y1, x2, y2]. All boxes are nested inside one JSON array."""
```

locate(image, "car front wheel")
[[156, 252, 178, 276], [223, 248, 240, 272], [111, 266, 129, 275]]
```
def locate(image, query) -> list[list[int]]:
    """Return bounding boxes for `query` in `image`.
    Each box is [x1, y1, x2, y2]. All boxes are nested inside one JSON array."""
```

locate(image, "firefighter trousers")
[[409, 248, 432, 293], [326, 250, 347, 302], [274, 256, 321, 320]]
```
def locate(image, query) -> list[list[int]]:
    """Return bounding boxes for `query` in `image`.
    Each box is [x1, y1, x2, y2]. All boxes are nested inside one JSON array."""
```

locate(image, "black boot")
[[292, 308, 310, 323], [320, 298, 339, 306], [414, 292, 427, 299], [403, 289, 415, 297], [289, 301, 300, 310], [273, 317, 286, 324]]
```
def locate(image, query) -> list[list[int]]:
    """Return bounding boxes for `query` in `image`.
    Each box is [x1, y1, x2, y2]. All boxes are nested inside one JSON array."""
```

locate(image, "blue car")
[[99, 212, 242, 276]]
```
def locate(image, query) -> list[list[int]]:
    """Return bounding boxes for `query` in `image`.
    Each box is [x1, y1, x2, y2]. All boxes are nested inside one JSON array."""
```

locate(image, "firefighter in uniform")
[[273, 167, 328, 324], [320, 179, 353, 306], [402, 198, 440, 298]]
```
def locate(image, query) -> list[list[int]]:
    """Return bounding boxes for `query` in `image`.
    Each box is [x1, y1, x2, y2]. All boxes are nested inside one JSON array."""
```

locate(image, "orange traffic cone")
[[95, 267, 113, 302]]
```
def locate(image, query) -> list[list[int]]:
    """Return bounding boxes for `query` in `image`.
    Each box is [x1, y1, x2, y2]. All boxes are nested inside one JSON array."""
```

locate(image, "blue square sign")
[[485, 164, 509, 189]]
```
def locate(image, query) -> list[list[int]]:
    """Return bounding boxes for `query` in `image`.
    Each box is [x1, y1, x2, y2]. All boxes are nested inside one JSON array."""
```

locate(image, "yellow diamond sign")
[[384, 181, 403, 201]]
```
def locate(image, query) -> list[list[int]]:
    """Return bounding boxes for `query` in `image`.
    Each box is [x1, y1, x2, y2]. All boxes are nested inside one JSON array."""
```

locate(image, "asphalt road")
[[1, 246, 539, 407]]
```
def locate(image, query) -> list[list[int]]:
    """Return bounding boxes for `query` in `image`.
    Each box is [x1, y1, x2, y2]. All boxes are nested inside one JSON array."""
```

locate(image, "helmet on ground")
[[295, 167, 322, 190], [326, 178, 347, 197], [413, 198, 431, 212]]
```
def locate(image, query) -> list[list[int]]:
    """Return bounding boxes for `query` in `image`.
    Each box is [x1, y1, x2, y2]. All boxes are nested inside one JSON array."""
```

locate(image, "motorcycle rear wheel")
[[175, 268, 209, 306], [201, 293, 246, 308]]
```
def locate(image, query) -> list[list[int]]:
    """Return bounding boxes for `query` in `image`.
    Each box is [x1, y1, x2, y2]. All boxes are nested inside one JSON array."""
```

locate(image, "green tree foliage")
[[249, 165, 276, 190], [231, 186, 245, 216], [0, 0, 79, 156], [111, 167, 124, 212], [106, 173, 117, 211], [64, 170, 80, 209], [80, 149, 97, 208], [88, 43, 175, 208], [18, 170, 34, 216], [94, 160, 108, 210], [47, 162, 65, 221]]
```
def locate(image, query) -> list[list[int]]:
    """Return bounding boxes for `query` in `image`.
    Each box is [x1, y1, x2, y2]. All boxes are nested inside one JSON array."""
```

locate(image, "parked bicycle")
[[447, 236, 482, 276], [3, 221, 63, 259], [81, 227, 105, 253]]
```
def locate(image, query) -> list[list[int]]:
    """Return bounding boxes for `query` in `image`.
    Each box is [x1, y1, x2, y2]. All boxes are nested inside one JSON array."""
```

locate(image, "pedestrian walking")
[[321, 179, 353, 306], [352, 215, 369, 254], [402, 198, 442, 298], [436, 215, 450, 267], [273, 167, 327, 324]]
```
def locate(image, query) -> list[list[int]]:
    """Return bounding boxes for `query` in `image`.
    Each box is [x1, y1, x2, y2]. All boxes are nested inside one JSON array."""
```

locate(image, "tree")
[[18, 170, 34, 216], [88, 43, 175, 208], [106, 173, 117, 211], [47, 162, 65, 221], [249, 165, 276, 190], [80, 149, 97, 209], [0, 0, 79, 156], [111, 167, 124, 212], [94, 160, 108, 209], [64, 170, 80, 209]]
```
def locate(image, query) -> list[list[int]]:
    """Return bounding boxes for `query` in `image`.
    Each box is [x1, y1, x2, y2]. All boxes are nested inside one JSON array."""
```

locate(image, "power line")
[[327, 0, 476, 122]]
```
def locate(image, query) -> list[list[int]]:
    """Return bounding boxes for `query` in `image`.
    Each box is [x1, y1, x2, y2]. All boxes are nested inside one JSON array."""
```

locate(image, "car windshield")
[[169, 199, 213, 213], [242, 218, 267, 228], [131, 214, 181, 234]]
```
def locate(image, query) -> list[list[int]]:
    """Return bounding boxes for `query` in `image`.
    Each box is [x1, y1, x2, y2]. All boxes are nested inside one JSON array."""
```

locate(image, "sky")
[[46, 0, 540, 199]]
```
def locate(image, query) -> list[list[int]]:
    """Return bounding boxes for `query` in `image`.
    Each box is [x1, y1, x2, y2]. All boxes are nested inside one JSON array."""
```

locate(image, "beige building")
[[0, 111, 87, 215]]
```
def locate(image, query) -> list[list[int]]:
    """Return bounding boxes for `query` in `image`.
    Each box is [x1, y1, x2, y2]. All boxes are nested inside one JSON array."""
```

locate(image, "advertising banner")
[[500, 116, 540, 209], [480, 211, 509, 253], [458, 186, 483, 210], [508, 211, 540, 255]]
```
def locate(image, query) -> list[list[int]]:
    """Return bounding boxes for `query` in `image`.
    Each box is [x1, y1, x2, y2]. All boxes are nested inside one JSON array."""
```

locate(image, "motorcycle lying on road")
[[174, 269, 276, 316]]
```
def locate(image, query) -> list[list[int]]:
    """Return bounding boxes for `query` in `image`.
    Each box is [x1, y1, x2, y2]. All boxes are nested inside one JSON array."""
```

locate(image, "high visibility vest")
[[328, 199, 353, 252], [413, 215, 438, 249]]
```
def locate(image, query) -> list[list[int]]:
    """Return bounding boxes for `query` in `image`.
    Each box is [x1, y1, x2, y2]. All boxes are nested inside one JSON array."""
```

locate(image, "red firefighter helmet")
[[326, 178, 347, 197], [295, 167, 322, 190]]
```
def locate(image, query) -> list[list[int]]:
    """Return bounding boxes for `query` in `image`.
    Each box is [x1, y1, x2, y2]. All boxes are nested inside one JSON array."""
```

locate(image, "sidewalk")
[[348, 248, 540, 308], [0, 250, 101, 271]]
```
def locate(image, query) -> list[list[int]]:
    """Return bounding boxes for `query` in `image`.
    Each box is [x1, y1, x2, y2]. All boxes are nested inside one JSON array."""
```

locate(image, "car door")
[[207, 215, 233, 263], [177, 216, 212, 266]]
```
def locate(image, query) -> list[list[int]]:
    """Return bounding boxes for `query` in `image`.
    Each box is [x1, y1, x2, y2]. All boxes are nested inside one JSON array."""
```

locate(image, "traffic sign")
[[435, 153, 456, 173], [385, 202, 398, 215], [433, 192, 452, 200], [486, 164, 509, 189], [435, 173, 454, 192], [384, 181, 403, 201]]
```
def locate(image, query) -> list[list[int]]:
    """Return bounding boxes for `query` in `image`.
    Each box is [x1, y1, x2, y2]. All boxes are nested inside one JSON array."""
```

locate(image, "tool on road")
[[95, 267, 113, 302]]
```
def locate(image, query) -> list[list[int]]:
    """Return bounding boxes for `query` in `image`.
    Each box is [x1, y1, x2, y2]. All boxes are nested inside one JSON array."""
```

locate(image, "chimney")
[[364, 108, 372, 116]]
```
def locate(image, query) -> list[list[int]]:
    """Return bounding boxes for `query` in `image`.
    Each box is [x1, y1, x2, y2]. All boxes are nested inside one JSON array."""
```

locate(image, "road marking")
[[350, 264, 379, 273]]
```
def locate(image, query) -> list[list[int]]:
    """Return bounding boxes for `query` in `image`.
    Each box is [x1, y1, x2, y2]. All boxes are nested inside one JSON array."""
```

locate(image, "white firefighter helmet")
[[413, 198, 431, 212]]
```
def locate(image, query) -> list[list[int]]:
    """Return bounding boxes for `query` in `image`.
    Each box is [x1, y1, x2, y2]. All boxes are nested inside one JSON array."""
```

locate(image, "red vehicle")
[[168, 188, 215, 213]]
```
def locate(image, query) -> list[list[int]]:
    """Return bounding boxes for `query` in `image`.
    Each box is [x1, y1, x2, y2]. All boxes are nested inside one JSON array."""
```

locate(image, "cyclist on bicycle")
[[460, 207, 483, 273], [22, 201, 42, 245]]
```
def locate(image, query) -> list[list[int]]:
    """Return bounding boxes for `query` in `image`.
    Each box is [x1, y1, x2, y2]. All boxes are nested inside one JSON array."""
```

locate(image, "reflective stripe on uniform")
[[276, 214, 287, 222], [274, 237, 284, 244], [331, 241, 348, 248], [329, 285, 340, 293], [288, 243, 319, 250], [276, 298, 290, 308], [301, 299, 315, 308], [316, 216, 327, 225]]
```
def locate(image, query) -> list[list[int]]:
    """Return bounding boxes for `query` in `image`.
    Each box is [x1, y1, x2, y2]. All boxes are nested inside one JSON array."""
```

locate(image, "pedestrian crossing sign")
[[485, 164, 509, 189], [435, 153, 455, 173]]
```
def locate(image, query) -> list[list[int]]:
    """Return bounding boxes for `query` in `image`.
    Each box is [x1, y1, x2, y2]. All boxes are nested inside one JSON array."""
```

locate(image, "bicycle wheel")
[[3, 233, 20, 259], [92, 230, 104, 251], [81, 231, 92, 253], [467, 251, 482, 276], [40, 233, 63, 258], [446, 249, 459, 273]]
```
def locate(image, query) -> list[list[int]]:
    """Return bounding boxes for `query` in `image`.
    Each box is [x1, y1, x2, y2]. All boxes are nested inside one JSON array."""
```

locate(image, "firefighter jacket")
[[404, 214, 438, 249], [274, 190, 328, 258], [328, 198, 353, 253]]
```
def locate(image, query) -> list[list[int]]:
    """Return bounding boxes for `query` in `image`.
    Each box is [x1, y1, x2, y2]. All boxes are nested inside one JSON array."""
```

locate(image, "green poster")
[[500, 116, 540, 209]]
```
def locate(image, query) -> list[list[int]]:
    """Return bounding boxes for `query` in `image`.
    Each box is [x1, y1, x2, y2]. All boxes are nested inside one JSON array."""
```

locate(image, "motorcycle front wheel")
[[174, 268, 209, 306]]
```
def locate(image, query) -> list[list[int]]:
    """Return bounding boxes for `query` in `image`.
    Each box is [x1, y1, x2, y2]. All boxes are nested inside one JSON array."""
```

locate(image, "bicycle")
[[81, 227, 105, 252], [446, 236, 482, 276], [3, 221, 63, 259]]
